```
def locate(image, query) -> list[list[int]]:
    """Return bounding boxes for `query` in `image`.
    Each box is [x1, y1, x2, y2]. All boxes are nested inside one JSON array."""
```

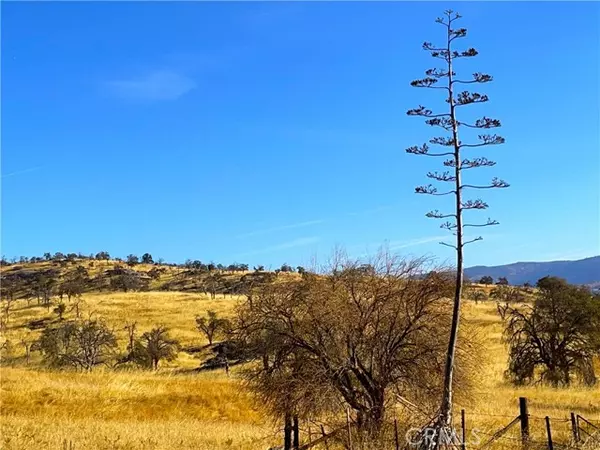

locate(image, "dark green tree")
[[503, 277, 600, 386], [141, 253, 154, 264], [132, 326, 179, 370], [478, 275, 493, 285]]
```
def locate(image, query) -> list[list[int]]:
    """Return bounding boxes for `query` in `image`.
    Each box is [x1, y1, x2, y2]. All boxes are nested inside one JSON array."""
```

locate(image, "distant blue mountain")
[[465, 256, 600, 286]]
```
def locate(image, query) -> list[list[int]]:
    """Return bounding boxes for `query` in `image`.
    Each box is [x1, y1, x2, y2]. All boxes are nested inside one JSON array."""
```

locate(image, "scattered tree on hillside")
[[279, 263, 294, 273], [95, 251, 110, 261], [38, 319, 117, 371], [406, 9, 509, 441], [16, 330, 34, 365], [53, 303, 66, 320], [1, 277, 18, 322], [496, 277, 509, 286], [132, 326, 179, 370], [141, 253, 154, 264], [35, 273, 57, 310], [53, 252, 65, 261], [126, 254, 139, 267], [503, 277, 600, 387], [196, 310, 230, 346], [490, 284, 524, 303], [466, 289, 487, 304], [109, 270, 147, 292], [478, 275, 493, 285], [60, 266, 88, 301]]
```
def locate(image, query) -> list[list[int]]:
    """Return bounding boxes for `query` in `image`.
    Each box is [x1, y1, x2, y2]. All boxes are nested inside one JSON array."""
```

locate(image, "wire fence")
[[269, 397, 600, 450]]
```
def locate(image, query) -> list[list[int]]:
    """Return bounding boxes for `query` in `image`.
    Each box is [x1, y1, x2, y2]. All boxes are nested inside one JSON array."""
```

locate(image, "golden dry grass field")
[[1, 275, 599, 449]]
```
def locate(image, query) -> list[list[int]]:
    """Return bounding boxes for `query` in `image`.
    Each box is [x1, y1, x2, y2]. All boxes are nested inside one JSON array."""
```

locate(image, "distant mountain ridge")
[[465, 256, 600, 286]]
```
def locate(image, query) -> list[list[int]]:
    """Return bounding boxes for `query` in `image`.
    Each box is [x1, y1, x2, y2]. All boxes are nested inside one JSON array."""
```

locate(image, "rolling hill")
[[465, 255, 600, 286]]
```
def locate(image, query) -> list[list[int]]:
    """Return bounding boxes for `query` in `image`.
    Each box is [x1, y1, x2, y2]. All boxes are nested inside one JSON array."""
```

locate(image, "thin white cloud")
[[1, 166, 42, 179], [106, 70, 196, 101], [236, 220, 325, 239], [236, 237, 319, 258]]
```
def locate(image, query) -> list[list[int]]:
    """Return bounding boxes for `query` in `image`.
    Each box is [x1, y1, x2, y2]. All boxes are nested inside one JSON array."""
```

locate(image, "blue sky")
[[2, 1, 599, 269]]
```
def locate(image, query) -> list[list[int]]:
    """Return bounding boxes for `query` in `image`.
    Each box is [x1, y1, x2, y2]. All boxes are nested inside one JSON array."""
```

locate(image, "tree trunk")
[[284, 413, 292, 450]]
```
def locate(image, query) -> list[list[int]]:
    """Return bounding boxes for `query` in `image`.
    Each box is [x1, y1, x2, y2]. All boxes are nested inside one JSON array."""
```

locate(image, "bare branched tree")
[[406, 10, 508, 442], [234, 252, 479, 444], [196, 310, 230, 346], [37, 319, 117, 371]]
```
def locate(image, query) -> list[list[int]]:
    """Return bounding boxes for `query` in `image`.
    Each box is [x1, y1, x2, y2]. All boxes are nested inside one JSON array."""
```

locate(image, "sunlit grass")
[[1, 291, 598, 449]]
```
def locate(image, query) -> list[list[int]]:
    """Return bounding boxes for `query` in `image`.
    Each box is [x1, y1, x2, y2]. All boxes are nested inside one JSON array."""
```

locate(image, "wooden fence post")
[[293, 415, 299, 449], [519, 397, 529, 448], [545, 416, 553, 450], [284, 413, 292, 450], [570, 412, 580, 443], [394, 417, 400, 450], [461, 409, 467, 450]]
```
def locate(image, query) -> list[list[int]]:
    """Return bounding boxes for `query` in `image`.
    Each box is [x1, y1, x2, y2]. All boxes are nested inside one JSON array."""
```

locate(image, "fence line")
[[270, 397, 600, 450]]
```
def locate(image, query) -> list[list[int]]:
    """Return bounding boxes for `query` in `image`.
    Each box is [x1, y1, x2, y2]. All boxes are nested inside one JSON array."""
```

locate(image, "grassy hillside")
[[1, 262, 599, 449]]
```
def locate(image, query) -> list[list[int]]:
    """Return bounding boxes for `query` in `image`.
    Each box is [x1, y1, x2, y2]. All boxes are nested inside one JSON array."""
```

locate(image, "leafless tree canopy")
[[234, 253, 478, 437], [37, 319, 117, 371]]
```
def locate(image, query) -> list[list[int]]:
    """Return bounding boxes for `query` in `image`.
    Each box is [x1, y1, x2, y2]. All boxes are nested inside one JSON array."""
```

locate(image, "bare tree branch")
[[461, 199, 488, 210], [426, 210, 457, 219], [453, 73, 492, 84], [411, 77, 449, 90], [406, 143, 454, 157], [463, 218, 499, 227], [440, 221, 457, 231], [459, 117, 501, 129], [444, 157, 497, 169], [415, 185, 456, 196], [462, 236, 483, 246], [407, 105, 450, 118], [427, 171, 456, 182], [425, 68, 455, 78], [453, 91, 488, 106], [462, 178, 510, 189], [460, 134, 505, 148], [439, 241, 458, 250], [430, 136, 456, 146]]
